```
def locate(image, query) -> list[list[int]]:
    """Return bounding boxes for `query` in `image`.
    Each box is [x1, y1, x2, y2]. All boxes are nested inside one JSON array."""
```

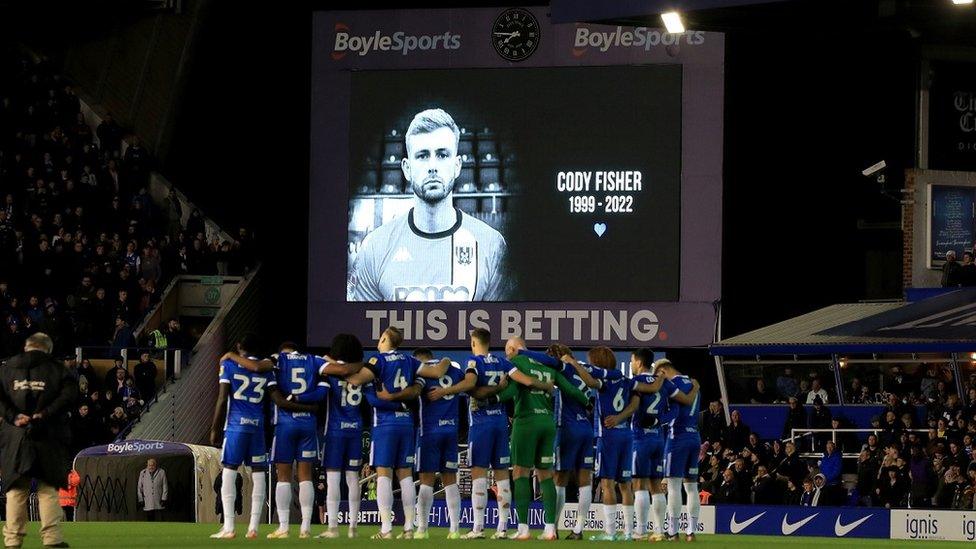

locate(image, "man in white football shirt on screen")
[[347, 108, 507, 302]]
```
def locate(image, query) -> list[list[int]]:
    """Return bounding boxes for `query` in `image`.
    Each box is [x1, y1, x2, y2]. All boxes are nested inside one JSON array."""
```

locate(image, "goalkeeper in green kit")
[[481, 337, 590, 540]]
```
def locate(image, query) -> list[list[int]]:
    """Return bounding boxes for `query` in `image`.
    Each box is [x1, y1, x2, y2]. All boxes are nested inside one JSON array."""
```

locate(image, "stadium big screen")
[[309, 8, 724, 347]]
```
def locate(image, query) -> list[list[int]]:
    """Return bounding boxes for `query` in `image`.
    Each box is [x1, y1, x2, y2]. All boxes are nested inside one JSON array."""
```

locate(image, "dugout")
[[74, 439, 247, 523]]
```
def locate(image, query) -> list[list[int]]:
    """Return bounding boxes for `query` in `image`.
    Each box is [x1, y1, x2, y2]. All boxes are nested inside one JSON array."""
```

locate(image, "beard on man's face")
[[411, 175, 456, 204]]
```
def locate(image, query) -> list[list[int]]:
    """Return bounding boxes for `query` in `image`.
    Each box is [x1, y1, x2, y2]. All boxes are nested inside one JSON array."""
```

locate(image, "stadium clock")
[[491, 8, 540, 62]]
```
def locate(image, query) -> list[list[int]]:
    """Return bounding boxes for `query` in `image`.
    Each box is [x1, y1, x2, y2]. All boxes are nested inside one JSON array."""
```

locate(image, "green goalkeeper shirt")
[[497, 354, 590, 421]]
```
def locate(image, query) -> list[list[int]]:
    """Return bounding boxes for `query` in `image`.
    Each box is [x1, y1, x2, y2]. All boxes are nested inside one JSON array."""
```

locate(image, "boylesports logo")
[[331, 23, 461, 60], [106, 441, 165, 454], [572, 25, 705, 57]]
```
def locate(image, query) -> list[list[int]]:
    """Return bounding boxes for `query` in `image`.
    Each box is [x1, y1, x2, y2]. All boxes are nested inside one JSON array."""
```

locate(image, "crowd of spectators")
[[0, 52, 256, 450], [65, 350, 163, 452], [701, 366, 976, 510], [0, 53, 255, 361]]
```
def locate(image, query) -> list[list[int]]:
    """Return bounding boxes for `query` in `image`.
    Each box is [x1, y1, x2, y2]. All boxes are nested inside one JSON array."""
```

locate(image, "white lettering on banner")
[[572, 26, 706, 55], [891, 510, 976, 542], [332, 27, 461, 60], [364, 309, 660, 344], [106, 441, 166, 454], [325, 502, 714, 532], [559, 504, 715, 534]]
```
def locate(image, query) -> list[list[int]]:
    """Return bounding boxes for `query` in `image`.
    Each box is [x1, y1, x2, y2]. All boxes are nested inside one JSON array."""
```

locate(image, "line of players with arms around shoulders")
[[207, 326, 703, 542]]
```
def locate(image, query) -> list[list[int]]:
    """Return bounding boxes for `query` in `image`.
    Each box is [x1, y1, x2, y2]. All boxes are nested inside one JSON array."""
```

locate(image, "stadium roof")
[[711, 288, 976, 356]]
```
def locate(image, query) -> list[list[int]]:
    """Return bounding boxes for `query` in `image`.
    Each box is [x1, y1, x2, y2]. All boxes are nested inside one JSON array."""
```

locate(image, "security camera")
[[862, 160, 886, 177]]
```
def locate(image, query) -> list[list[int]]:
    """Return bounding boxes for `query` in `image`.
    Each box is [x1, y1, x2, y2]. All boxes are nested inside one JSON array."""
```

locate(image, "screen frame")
[[309, 8, 724, 347]]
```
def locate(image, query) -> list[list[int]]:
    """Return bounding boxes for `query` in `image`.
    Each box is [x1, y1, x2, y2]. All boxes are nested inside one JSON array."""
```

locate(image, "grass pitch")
[[9, 523, 973, 548]]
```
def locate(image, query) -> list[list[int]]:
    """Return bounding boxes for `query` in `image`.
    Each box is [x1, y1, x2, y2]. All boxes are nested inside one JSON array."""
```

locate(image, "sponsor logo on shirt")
[[341, 422, 359, 429], [393, 285, 472, 301], [438, 419, 456, 426], [239, 417, 260, 427]]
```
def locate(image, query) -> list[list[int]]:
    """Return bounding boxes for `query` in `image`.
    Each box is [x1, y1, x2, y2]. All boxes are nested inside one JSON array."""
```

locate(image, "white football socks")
[[346, 471, 361, 530], [249, 471, 266, 533], [377, 476, 393, 533], [602, 503, 617, 536], [275, 482, 291, 531], [399, 476, 417, 532], [221, 468, 236, 533], [651, 493, 667, 535], [326, 471, 342, 529], [471, 477, 488, 532], [445, 483, 461, 533], [555, 485, 566, 523], [634, 490, 650, 536], [574, 486, 592, 535], [666, 479, 682, 537], [622, 505, 635, 537], [416, 484, 434, 531], [496, 479, 512, 533], [683, 482, 700, 536], [299, 480, 314, 533]]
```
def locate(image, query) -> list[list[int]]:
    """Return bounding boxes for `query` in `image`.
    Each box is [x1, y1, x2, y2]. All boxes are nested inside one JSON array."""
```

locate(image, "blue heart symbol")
[[593, 222, 607, 237]]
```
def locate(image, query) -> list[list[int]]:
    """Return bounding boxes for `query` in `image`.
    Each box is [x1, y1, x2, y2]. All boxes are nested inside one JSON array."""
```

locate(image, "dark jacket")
[[713, 478, 740, 504], [725, 421, 751, 452], [782, 404, 807, 439], [752, 475, 781, 505], [0, 350, 78, 491]]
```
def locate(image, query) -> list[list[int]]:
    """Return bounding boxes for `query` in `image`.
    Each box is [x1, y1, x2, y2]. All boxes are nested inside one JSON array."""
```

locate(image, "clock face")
[[491, 8, 540, 62]]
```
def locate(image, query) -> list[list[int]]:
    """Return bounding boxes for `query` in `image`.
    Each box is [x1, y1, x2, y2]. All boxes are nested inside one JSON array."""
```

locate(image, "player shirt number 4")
[[347, 208, 506, 302]]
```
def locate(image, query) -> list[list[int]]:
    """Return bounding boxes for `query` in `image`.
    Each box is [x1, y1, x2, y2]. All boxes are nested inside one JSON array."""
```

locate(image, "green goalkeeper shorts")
[[510, 417, 557, 469]]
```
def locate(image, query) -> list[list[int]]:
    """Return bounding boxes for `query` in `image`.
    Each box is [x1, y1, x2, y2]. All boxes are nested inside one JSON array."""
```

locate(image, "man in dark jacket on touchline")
[[0, 333, 78, 548]]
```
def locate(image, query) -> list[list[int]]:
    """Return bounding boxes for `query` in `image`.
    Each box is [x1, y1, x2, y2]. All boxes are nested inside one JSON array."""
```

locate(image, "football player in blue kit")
[[209, 335, 317, 540], [562, 348, 636, 541], [317, 334, 369, 539], [407, 348, 466, 538], [425, 328, 513, 539], [323, 326, 449, 539], [655, 359, 702, 542], [265, 343, 329, 539], [602, 349, 673, 542]]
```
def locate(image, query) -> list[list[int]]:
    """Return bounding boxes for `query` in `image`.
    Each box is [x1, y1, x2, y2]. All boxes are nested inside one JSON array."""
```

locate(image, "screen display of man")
[[347, 108, 508, 302]]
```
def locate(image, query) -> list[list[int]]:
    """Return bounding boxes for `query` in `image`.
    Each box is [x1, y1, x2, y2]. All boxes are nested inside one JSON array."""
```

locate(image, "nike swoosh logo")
[[781, 513, 818, 535], [835, 515, 872, 537], [729, 512, 766, 534]]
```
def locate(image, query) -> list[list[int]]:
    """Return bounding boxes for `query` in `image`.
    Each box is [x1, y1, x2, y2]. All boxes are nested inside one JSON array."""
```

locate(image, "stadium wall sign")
[[890, 509, 976, 542], [329, 500, 716, 533], [715, 504, 889, 538]]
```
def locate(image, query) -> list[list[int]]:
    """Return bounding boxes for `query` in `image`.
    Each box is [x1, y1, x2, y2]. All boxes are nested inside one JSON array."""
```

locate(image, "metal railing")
[[789, 428, 931, 459]]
